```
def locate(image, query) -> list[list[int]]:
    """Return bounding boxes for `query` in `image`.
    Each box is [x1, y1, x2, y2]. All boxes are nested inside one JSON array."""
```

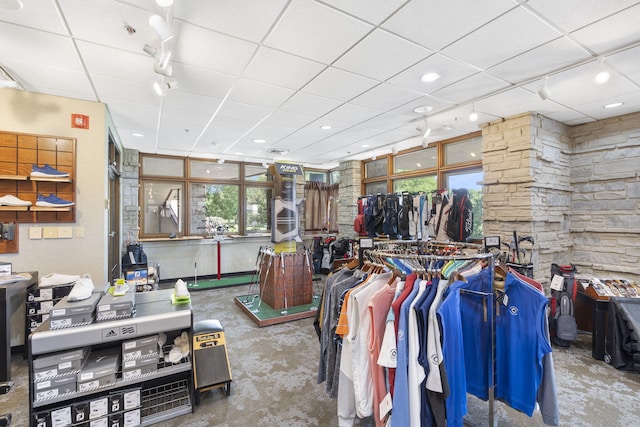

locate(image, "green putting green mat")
[[186, 274, 255, 290], [234, 294, 321, 327]]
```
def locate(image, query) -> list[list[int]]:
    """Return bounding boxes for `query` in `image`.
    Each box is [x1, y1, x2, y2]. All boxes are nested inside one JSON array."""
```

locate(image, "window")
[[444, 169, 483, 238], [394, 147, 436, 173], [444, 137, 482, 165], [245, 187, 273, 233], [365, 181, 388, 195], [365, 157, 388, 178], [141, 181, 184, 236], [139, 155, 274, 238], [305, 170, 328, 182], [393, 175, 437, 193]]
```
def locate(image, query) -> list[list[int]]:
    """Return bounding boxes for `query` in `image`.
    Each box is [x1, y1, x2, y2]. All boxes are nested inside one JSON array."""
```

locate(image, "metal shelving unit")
[[28, 289, 194, 426]]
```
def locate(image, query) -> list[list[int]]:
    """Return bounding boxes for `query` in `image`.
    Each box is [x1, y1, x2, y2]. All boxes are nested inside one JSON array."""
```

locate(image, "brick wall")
[[569, 111, 640, 280], [336, 160, 361, 238]]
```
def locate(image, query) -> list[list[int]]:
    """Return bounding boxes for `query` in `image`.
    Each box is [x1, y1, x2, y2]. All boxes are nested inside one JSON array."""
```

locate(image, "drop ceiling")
[[1, 0, 639, 168]]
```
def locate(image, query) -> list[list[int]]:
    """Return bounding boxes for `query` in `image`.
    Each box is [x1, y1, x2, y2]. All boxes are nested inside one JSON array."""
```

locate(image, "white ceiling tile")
[[387, 53, 479, 94], [302, 67, 378, 102], [430, 73, 509, 104], [572, 90, 640, 119], [227, 78, 295, 108], [279, 92, 342, 117], [0, 22, 82, 70], [106, 101, 159, 134], [92, 75, 160, 107], [488, 37, 591, 84], [607, 46, 640, 76], [334, 29, 432, 81], [264, 0, 373, 64], [565, 117, 596, 126], [541, 109, 591, 123], [321, 103, 384, 124], [261, 110, 314, 129], [527, 0, 640, 33], [383, 0, 517, 51], [1, 0, 66, 34], [319, 0, 407, 25], [243, 47, 325, 90], [441, 7, 562, 70], [173, 21, 258, 75], [350, 83, 422, 111], [76, 41, 155, 85], [386, 96, 455, 118], [161, 91, 223, 116], [216, 100, 273, 121], [570, 4, 640, 55], [172, 0, 289, 42], [475, 87, 553, 116], [167, 64, 236, 99]]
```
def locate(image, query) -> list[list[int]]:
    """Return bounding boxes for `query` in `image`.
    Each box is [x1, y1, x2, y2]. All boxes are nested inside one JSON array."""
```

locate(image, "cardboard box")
[[50, 293, 102, 317], [34, 378, 77, 402], [121, 353, 158, 370], [89, 396, 109, 420], [28, 287, 53, 302], [78, 347, 120, 383], [123, 409, 140, 427], [50, 406, 72, 427], [97, 290, 135, 312], [122, 363, 157, 380], [49, 313, 95, 330], [34, 373, 77, 392], [89, 417, 108, 427], [72, 401, 89, 424], [96, 307, 135, 323], [33, 346, 89, 370], [77, 374, 116, 392], [122, 334, 159, 362], [122, 388, 141, 410]]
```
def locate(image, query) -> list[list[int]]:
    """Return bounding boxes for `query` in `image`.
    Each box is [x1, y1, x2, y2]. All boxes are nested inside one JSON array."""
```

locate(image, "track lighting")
[[262, 162, 269, 169], [594, 56, 610, 84], [371, 154, 377, 161], [153, 62, 173, 77], [469, 104, 478, 122], [217, 159, 225, 164], [418, 116, 431, 146], [149, 14, 174, 43], [153, 80, 163, 96], [537, 75, 551, 101], [391, 146, 398, 155], [153, 79, 178, 95], [156, 0, 174, 7]]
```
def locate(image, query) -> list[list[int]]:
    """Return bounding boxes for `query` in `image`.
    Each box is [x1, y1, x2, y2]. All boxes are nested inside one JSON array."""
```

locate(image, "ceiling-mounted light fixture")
[[153, 80, 163, 96], [536, 75, 551, 101], [262, 162, 269, 169], [604, 102, 623, 109], [153, 62, 173, 77], [371, 154, 377, 161], [418, 116, 431, 147], [149, 14, 174, 43], [594, 56, 610, 84], [420, 72, 440, 83], [391, 146, 398, 155], [156, 0, 174, 7], [469, 104, 478, 122], [414, 106, 433, 114], [0, 0, 23, 10], [217, 159, 225, 164], [253, 138, 266, 144]]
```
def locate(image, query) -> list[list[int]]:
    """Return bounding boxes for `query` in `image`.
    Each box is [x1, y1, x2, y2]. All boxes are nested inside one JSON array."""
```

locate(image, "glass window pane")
[[245, 164, 270, 182], [142, 156, 184, 177], [190, 160, 239, 180], [393, 148, 437, 173], [245, 187, 273, 233], [393, 175, 437, 193], [330, 170, 340, 184], [142, 181, 184, 235], [444, 169, 483, 238], [444, 137, 482, 165], [191, 183, 239, 234], [365, 158, 388, 179], [305, 171, 328, 182], [365, 181, 388, 195]]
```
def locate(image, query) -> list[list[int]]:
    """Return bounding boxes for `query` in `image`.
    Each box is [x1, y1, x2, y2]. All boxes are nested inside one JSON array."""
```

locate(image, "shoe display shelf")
[[25, 282, 75, 336], [0, 131, 75, 225], [28, 289, 195, 427]]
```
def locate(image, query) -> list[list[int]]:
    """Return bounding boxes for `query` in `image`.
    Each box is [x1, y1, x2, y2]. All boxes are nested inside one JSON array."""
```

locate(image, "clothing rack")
[[364, 248, 496, 426]]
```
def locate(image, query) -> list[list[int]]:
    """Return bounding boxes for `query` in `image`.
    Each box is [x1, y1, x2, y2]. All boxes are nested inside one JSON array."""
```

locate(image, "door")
[[108, 134, 121, 282]]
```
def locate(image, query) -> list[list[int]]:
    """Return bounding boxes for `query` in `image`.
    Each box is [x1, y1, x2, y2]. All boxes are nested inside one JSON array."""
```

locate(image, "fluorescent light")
[[414, 106, 433, 114], [604, 102, 623, 109], [421, 72, 440, 83], [253, 139, 266, 143]]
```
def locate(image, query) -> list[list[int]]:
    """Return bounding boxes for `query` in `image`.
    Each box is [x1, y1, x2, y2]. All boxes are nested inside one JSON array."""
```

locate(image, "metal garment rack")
[[365, 249, 496, 426]]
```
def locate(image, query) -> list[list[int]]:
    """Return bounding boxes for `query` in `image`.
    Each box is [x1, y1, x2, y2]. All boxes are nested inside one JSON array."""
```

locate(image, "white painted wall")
[[0, 89, 109, 285]]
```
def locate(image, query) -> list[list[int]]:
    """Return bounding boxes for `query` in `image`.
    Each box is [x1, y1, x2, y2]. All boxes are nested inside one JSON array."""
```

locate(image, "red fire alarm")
[[71, 114, 90, 129]]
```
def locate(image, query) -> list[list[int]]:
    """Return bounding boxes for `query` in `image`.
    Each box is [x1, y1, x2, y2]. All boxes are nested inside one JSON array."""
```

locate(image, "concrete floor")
[[2, 282, 640, 426]]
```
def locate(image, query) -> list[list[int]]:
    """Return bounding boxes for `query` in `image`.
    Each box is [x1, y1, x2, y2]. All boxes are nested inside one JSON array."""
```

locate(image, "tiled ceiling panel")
[[242, 47, 325, 90]]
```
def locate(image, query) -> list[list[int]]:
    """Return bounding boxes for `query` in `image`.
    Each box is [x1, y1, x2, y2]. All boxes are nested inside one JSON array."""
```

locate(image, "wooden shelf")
[[29, 176, 72, 183], [0, 206, 29, 211], [30, 206, 73, 212], [0, 174, 28, 181]]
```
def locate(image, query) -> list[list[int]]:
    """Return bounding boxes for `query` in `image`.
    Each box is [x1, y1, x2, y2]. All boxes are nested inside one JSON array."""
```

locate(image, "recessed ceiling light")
[[361, 144, 370, 148], [156, 0, 174, 7], [416, 163, 421, 168], [469, 111, 479, 122], [604, 102, 623, 109], [413, 106, 434, 114], [442, 125, 453, 131], [470, 152, 476, 157], [235, 152, 244, 156], [420, 72, 440, 83], [253, 138, 266, 144], [132, 132, 144, 137], [320, 125, 332, 130]]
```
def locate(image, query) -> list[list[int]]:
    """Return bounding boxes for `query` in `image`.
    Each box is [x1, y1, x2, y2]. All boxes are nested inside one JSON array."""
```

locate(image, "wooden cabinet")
[[0, 131, 76, 224]]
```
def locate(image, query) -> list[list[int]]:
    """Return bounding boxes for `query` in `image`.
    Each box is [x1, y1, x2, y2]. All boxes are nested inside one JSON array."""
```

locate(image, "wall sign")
[[71, 114, 90, 129]]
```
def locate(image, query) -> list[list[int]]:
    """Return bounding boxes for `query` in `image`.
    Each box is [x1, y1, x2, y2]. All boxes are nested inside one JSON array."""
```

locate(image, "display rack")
[[28, 289, 194, 426]]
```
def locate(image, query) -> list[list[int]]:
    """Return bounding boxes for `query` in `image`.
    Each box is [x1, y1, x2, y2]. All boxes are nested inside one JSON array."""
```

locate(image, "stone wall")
[[121, 148, 139, 247], [569, 111, 640, 281], [481, 113, 572, 285], [336, 160, 361, 238]]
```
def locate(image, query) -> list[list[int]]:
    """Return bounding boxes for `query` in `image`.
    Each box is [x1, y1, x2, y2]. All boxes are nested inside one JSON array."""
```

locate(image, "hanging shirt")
[[407, 280, 429, 427], [495, 272, 553, 416]]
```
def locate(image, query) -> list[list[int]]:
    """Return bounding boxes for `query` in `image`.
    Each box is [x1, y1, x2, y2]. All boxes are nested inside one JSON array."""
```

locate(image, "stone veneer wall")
[[121, 148, 140, 248], [481, 113, 572, 286], [336, 160, 362, 239], [569, 111, 640, 282]]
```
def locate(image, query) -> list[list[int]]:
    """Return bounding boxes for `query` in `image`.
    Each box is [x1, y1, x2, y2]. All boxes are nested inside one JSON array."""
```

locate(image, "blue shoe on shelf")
[[31, 164, 70, 178], [35, 193, 75, 207]]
